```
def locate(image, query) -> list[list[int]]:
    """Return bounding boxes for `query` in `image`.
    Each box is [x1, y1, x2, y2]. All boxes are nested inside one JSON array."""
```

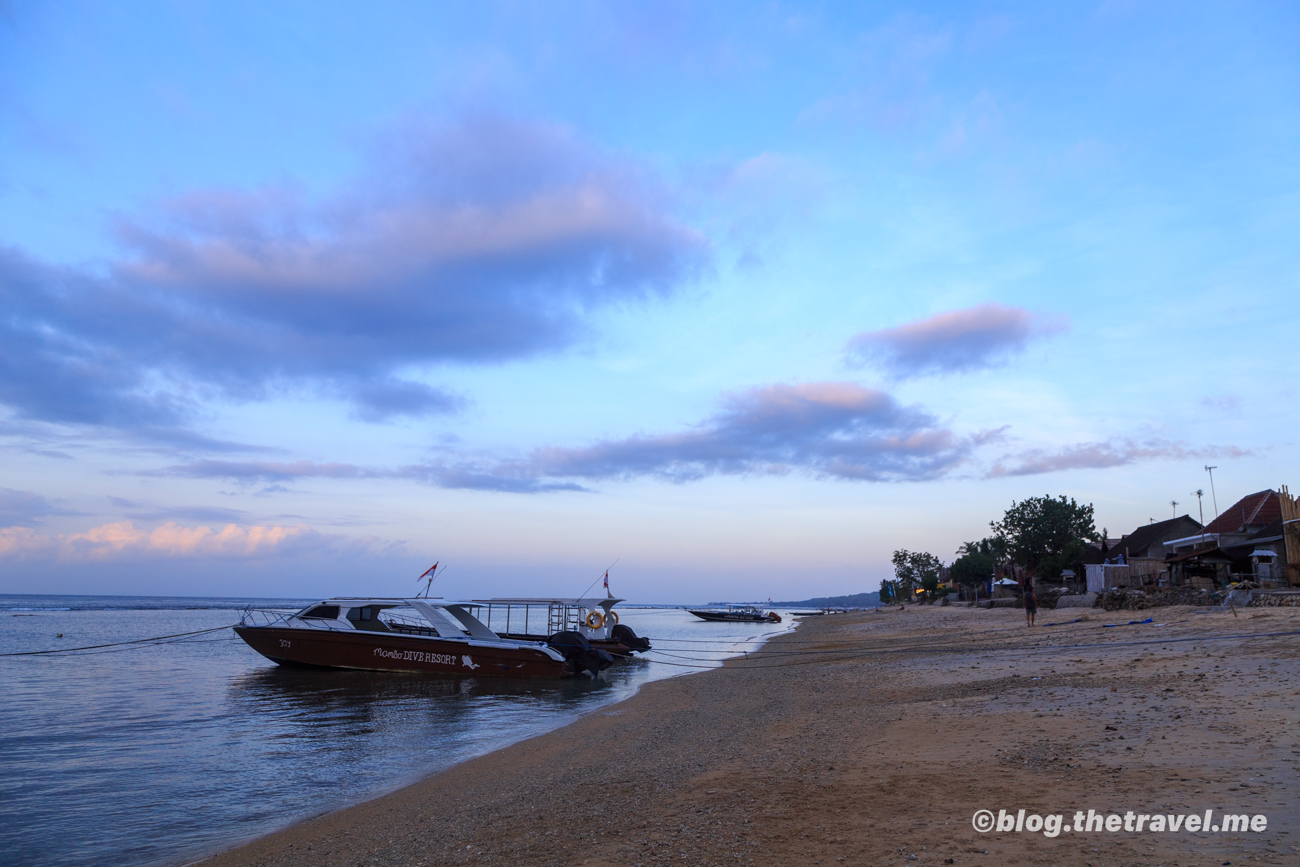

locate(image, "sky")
[[1, 1, 1297, 602]]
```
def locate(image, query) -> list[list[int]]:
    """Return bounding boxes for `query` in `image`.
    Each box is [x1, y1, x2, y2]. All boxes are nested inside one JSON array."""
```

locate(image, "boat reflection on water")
[[219, 665, 629, 828], [228, 665, 613, 733], [228, 663, 612, 713]]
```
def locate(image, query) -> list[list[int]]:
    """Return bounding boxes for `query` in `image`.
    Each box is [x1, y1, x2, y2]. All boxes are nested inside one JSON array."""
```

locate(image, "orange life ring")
[[606, 609, 619, 626], [585, 611, 605, 629]]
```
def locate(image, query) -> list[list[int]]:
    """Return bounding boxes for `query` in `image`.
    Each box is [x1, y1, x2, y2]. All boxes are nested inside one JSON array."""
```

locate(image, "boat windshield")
[[377, 605, 446, 638]]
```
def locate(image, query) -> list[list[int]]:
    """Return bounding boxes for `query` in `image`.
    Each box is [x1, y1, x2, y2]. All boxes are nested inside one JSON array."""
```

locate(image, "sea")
[[0, 594, 794, 867]]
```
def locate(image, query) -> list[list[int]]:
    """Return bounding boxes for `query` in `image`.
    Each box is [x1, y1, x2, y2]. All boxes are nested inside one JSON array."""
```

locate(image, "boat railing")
[[238, 608, 353, 632], [239, 607, 294, 628], [469, 600, 602, 638]]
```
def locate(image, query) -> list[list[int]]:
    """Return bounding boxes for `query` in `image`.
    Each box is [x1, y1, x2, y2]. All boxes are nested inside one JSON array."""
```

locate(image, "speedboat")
[[688, 604, 782, 623], [234, 597, 614, 678], [467, 597, 651, 656]]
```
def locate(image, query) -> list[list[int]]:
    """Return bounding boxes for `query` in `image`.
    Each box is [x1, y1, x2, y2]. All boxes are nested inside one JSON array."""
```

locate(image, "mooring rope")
[[0, 624, 238, 657]]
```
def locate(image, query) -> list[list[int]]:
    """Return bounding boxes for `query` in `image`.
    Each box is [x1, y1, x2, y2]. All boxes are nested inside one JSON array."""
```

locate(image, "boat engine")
[[546, 631, 614, 677], [609, 623, 651, 652]]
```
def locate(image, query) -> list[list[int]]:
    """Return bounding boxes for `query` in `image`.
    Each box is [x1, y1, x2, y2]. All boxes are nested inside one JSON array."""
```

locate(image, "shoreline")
[[196, 606, 1300, 866]]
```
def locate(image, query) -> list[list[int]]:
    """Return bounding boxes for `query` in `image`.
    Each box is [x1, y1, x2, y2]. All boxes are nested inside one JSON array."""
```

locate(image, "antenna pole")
[[1170, 499, 1178, 519], [1204, 465, 1219, 518], [1193, 490, 1205, 544]]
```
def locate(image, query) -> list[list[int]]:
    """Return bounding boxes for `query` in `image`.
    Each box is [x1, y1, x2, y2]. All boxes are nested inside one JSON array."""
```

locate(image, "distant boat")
[[688, 604, 781, 623]]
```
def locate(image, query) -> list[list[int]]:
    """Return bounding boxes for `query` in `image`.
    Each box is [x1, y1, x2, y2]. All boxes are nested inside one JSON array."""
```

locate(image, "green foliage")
[[950, 551, 996, 588], [990, 495, 1098, 579], [879, 579, 899, 604], [956, 536, 1007, 563], [891, 549, 944, 597]]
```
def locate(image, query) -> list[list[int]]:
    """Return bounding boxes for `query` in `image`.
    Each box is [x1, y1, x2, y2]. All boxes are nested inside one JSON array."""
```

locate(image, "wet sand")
[[198, 605, 1300, 867]]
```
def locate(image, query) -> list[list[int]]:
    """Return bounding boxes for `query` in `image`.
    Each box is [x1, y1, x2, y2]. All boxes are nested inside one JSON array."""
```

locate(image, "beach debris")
[[1102, 617, 1155, 628], [1096, 587, 1228, 611]]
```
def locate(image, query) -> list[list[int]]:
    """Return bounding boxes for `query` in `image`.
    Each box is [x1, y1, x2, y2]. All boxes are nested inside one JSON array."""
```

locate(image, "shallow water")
[[0, 595, 792, 867]]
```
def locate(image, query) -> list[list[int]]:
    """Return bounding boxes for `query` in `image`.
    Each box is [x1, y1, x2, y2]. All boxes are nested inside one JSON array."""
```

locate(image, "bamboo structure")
[[1281, 485, 1300, 587]]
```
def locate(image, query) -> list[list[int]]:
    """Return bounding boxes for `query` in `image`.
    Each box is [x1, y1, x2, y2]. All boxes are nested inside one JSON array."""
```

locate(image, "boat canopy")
[[470, 597, 621, 605], [285, 598, 504, 641]]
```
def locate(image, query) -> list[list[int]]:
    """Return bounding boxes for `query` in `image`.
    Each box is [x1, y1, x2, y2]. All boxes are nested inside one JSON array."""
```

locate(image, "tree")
[[950, 537, 1006, 597], [957, 536, 1007, 564], [990, 495, 1099, 580], [950, 550, 996, 592], [890, 549, 944, 599], [879, 579, 900, 604]]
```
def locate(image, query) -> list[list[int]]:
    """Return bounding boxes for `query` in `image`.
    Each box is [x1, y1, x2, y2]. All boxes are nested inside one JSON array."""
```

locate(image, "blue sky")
[[2, 1, 1297, 601]]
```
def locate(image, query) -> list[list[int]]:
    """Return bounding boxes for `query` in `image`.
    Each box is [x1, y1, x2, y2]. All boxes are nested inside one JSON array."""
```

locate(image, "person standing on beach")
[[1023, 578, 1037, 627]]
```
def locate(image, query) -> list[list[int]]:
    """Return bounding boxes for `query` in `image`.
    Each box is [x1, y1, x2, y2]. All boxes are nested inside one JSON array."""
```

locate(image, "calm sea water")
[[0, 595, 793, 867]]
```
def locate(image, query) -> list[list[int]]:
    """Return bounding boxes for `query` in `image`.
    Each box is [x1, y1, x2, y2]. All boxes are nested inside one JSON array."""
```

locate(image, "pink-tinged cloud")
[[156, 382, 976, 490], [988, 440, 1252, 477], [485, 381, 971, 485], [0, 115, 708, 432], [0, 521, 380, 561], [0, 527, 54, 558], [846, 303, 1067, 378]]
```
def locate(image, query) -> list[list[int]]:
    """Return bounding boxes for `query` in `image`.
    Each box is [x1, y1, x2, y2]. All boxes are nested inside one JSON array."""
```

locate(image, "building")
[[1162, 489, 1293, 588], [1081, 514, 1203, 592]]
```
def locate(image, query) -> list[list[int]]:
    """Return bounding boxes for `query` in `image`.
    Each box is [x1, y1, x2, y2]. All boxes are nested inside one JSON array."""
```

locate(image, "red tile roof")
[[1203, 489, 1281, 535]]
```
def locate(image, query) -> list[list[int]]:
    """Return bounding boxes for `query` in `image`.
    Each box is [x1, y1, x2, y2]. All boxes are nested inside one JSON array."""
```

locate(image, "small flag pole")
[[576, 559, 620, 600], [417, 562, 440, 598]]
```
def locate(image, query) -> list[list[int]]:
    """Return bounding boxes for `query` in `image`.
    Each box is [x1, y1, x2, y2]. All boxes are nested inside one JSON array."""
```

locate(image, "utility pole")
[[1204, 465, 1219, 519], [1170, 499, 1178, 519]]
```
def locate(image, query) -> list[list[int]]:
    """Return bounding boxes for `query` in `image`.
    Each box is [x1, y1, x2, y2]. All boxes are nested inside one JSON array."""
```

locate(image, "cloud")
[[0, 520, 382, 561], [154, 460, 377, 483], [988, 439, 1252, 477], [154, 456, 587, 493], [446, 382, 971, 488], [0, 488, 77, 525], [846, 303, 1066, 379], [152, 382, 971, 491], [399, 464, 591, 494], [0, 115, 709, 433], [117, 504, 250, 523], [347, 378, 464, 422]]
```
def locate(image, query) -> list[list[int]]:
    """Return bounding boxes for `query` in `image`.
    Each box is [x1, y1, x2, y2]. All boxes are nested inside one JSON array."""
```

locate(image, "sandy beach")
[[198, 605, 1300, 867]]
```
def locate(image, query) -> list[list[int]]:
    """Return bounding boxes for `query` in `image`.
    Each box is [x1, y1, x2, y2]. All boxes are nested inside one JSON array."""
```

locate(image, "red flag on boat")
[[419, 562, 438, 579], [603, 570, 609, 590]]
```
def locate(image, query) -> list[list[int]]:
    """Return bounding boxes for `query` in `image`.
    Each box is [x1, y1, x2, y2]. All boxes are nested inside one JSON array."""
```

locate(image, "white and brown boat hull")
[[234, 626, 570, 678]]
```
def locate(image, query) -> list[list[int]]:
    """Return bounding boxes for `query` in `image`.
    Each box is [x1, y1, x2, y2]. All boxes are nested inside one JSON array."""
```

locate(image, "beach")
[[198, 605, 1300, 867]]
